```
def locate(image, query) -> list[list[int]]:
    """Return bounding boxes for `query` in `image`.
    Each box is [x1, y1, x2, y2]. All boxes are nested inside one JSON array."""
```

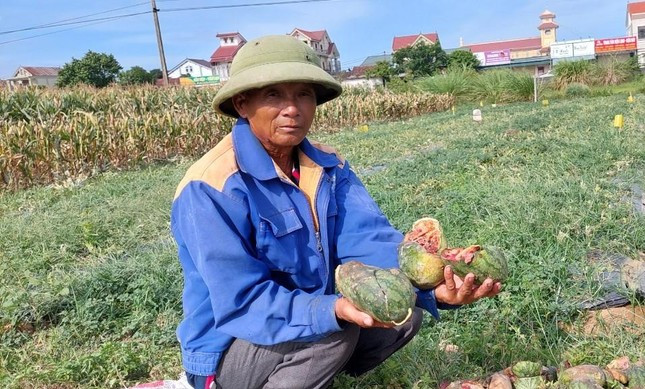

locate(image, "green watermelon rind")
[[335, 261, 416, 325], [512, 361, 543, 378], [398, 241, 445, 289], [441, 245, 509, 284]]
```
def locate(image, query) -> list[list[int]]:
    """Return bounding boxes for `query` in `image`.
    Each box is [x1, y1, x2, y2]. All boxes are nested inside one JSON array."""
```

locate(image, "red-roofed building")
[[7, 66, 60, 88], [627, 1, 645, 67], [392, 33, 440, 52], [458, 10, 557, 74], [289, 28, 341, 73], [210, 32, 246, 81]]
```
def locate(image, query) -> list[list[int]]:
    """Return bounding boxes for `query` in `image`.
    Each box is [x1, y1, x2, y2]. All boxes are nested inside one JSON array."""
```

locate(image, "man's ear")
[[232, 94, 248, 118]]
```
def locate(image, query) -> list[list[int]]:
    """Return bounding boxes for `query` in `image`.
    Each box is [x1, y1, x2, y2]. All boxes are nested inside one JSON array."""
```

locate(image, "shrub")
[[553, 60, 594, 89], [565, 82, 591, 98], [471, 70, 511, 104], [594, 56, 640, 86], [503, 71, 535, 102], [416, 67, 475, 98]]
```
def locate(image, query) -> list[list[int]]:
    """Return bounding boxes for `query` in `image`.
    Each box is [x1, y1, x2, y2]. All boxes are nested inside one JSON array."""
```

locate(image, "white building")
[[168, 58, 213, 79], [627, 1, 645, 67], [289, 28, 341, 73], [7, 66, 60, 88], [210, 32, 247, 81]]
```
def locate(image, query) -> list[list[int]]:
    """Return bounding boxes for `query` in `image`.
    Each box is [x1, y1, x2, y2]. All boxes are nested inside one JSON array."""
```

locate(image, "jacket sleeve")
[[172, 181, 341, 345], [333, 163, 448, 319]]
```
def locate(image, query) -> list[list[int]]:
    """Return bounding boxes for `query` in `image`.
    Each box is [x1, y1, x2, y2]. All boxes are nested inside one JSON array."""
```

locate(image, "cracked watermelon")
[[335, 261, 416, 325], [398, 241, 445, 289], [403, 217, 448, 254], [440, 245, 508, 284]]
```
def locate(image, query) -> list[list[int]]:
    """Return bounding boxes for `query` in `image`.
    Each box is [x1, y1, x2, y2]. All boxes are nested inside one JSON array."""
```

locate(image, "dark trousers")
[[187, 308, 423, 389]]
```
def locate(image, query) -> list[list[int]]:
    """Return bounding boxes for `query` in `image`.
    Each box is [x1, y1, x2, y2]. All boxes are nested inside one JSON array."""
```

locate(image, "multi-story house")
[[210, 32, 247, 81], [289, 28, 341, 73], [627, 1, 645, 68]]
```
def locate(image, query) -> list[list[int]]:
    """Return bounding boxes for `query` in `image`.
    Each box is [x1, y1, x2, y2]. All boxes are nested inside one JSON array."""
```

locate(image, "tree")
[[392, 42, 448, 77], [57, 51, 122, 88], [119, 66, 155, 85], [148, 68, 163, 81], [364, 61, 394, 86], [448, 50, 480, 69]]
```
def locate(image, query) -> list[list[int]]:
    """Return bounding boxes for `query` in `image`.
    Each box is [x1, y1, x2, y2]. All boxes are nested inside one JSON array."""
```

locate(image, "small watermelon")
[[440, 245, 508, 284], [398, 241, 445, 289], [512, 361, 543, 378], [335, 261, 416, 325]]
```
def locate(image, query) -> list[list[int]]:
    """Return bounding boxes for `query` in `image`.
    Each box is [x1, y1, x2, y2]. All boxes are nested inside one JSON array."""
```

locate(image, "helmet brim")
[[213, 61, 342, 118]]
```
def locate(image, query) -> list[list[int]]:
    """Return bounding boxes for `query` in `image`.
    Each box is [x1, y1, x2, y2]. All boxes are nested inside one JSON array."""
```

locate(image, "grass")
[[1, 94, 644, 388]]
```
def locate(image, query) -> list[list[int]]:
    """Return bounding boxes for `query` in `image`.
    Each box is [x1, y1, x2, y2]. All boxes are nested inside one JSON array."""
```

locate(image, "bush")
[[565, 83, 591, 98], [553, 60, 594, 89], [386, 76, 418, 93], [503, 71, 535, 102], [471, 70, 511, 104], [594, 56, 640, 86], [416, 67, 475, 98]]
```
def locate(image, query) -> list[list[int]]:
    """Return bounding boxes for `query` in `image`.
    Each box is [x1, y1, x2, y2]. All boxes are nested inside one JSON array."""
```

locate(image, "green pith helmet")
[[213, 35, 343, 117]]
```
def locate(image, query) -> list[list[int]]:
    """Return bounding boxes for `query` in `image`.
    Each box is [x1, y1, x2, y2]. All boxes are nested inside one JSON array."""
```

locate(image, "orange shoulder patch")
[[309, 141, 346, 167], [174, 134, 239, 199]]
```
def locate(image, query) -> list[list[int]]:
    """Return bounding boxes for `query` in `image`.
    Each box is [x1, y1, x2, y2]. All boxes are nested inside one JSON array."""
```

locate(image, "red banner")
[[594, 36, 637, 53]]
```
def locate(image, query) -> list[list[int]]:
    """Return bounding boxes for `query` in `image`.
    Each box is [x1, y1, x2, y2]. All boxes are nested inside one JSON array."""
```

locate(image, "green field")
[[1, 94, 644, 388]]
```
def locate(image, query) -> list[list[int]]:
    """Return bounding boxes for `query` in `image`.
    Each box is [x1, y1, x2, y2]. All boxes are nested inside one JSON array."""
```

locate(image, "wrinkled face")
[[232, 82, 317, 154]]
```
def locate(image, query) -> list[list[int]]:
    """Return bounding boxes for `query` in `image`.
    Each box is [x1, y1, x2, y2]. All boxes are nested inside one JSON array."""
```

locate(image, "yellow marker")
[[358, 124, 369, 133], [613, 115, 624, 128], [452, 106, 456, 115], [479, 101, 484, 107], [542, 99, 549, 107], [627, 93, 634, 103]]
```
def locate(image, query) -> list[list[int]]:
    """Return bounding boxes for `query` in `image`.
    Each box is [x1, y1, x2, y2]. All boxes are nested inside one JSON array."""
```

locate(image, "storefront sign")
[[551, 39, 595, 59], [484, 49, 511, 65], [594, 36, 637, 53]]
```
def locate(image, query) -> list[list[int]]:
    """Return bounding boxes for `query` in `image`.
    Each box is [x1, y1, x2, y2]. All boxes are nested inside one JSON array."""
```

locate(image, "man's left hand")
[[434, 265, 502, 305]]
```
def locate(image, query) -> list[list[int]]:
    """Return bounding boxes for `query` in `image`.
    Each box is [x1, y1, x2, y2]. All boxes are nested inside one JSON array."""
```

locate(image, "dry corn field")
[[0, 86, 454, 190]]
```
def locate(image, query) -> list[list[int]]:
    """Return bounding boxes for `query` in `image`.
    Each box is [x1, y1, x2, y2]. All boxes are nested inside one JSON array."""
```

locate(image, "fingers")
[[443, 266, 457, 292], [472, 278, 494, 300], [457, 273, 475, 300], [335, 297, 392, 329]]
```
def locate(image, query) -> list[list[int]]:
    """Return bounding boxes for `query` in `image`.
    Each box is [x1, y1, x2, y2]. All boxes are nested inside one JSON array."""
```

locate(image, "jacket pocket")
[[257, 208, 304, 274]]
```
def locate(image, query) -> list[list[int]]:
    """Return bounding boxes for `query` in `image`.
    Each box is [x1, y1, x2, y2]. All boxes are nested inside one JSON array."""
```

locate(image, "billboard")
[[595, 36, 637, 53], [484, 49, 511, 65], [551, 39, 595, 59], [180, 75, 221, 86]]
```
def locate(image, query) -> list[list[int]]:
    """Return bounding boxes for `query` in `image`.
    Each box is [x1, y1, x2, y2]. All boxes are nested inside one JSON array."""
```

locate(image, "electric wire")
[[0, 2, 150, 36]]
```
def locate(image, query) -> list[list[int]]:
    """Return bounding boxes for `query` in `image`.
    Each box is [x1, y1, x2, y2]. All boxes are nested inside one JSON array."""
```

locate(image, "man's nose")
[[281, 95, 300, 116]]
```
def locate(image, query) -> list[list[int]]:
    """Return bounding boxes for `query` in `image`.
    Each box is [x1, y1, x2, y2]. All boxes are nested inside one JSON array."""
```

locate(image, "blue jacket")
[[171, 119, 445, 376]]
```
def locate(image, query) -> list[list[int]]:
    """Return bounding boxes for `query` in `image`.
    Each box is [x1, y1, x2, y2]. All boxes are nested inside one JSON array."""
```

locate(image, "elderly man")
[[171, 35, 501, 389]]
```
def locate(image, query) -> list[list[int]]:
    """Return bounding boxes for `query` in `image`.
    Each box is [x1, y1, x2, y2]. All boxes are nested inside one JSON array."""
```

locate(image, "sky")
[[0, 0, 635, 78]]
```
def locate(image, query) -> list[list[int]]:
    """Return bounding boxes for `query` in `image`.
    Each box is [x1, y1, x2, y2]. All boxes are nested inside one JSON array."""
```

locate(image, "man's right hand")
[[334, 296, 394, 329]]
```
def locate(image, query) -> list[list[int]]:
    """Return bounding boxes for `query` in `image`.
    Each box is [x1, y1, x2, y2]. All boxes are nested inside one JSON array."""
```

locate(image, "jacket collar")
[[233, 118, 340, 181]]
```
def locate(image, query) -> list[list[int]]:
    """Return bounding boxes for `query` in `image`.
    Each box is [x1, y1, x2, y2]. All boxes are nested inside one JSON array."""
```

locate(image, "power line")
[[0, 11, 151, 36], [0, 0, 344, 47], [0, 2, 149, 36], [161, 0, 337, 13], [0, 15, 148, 46]]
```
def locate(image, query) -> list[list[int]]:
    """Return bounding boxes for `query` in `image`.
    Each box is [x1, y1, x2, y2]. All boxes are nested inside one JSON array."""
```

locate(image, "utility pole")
[[151, 0, 169, 86]]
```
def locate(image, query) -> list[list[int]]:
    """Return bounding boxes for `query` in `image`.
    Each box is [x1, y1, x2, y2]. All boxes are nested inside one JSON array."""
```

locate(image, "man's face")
[[232, 82, 317, 153]]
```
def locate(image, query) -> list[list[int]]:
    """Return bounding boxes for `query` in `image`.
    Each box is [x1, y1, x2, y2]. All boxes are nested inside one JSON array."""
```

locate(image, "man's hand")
[[434, 265, 502, 305], [335, 296, 394, 329]]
